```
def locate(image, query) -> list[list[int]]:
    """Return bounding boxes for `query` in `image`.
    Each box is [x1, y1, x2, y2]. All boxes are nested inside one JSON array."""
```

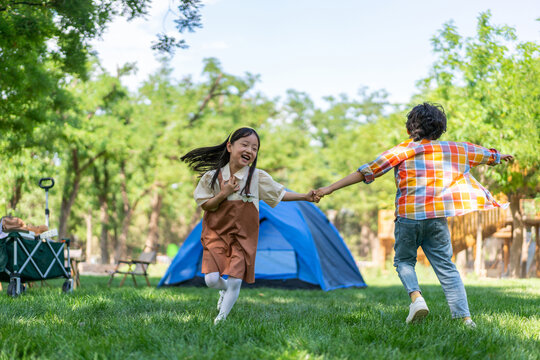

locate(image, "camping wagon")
[[0, 178, 74, 297]]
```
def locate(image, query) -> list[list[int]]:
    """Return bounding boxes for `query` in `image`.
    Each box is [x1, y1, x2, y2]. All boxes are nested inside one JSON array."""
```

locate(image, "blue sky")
[[92, 0, 539, 106]]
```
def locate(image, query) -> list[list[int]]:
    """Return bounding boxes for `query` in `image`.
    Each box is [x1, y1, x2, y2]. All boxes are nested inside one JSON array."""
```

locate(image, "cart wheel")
[[7, 282, 18, 298], [62, 280, 73, 293]]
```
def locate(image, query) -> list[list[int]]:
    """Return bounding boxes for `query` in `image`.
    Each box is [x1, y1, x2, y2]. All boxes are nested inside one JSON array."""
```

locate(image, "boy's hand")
[[220, 176, 240, 196], [305, 190, 320, 203], [500, 154, 514, 162], [315, 186, 333, 198]]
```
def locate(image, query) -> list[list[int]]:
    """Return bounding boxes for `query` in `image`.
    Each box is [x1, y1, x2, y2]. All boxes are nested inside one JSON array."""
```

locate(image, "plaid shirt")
[[358, 139, 505, 220]]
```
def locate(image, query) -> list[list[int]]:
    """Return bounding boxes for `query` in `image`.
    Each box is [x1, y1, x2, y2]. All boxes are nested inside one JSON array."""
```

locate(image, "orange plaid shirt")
[[358, 139, 506, 219]]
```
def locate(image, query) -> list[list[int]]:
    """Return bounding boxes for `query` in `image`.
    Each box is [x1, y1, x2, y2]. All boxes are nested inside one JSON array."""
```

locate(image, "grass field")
[[0, 266, 538, 360]]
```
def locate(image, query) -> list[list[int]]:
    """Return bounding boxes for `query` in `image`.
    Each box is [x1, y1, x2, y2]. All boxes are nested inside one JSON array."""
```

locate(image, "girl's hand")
[[306, 190, 320, 203], [220, 176, 240, 197], [500, 154, 514, 162]]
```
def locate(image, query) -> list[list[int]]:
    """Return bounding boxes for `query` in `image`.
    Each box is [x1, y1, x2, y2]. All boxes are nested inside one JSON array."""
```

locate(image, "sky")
[[91, 0, 539, 107]]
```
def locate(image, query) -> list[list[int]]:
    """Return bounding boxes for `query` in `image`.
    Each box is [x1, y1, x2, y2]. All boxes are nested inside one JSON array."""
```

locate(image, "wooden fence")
[[377, 201, 539, 277], [378, 207, 508, 271]]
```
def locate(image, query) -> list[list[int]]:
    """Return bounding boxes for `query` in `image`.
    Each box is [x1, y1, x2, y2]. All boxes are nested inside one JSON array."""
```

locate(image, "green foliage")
[[1, 9, 538, 262], [0, 0, 203, 149], [417, 11, 540, 196]]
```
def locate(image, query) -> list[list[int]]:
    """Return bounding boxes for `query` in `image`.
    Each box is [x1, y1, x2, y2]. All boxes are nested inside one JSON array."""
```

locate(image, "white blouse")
[[194, 163, 286, 211]]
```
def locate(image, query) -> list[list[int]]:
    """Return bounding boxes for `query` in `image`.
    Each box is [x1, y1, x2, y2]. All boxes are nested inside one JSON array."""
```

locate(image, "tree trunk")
[[508, 194, 525, 278], [59, 149, 105, 239], [116, 160, 152, 260], [111, 222, 118, 263], [99, 199, 109, 264], [9, 176, 24, 211], [85, 210, 94, 262], [117, 161, 130, 261], [94, 158, 110, 264], [116, 215, 130, 262], [145, 187, 163, 251], [59, 171, 81, 239]]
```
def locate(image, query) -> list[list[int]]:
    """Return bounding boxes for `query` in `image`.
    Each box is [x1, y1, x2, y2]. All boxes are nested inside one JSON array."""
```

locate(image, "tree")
[[0, 0, 203, 150], [417, 12, 540, 277]]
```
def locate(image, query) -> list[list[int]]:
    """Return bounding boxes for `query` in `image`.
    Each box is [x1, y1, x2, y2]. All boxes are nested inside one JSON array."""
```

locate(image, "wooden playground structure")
[[377, 200, 540, 277]]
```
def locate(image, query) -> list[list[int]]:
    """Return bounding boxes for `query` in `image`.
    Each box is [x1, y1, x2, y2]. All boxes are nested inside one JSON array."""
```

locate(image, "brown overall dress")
[[200, 172, 259, 283]]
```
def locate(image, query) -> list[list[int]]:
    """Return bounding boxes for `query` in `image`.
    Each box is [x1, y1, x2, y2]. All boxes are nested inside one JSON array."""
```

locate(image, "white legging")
[[205, 272, 242, 318]]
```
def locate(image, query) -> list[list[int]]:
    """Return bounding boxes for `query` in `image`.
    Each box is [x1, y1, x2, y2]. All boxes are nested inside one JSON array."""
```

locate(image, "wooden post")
[[85, 210, 93, 261], [534, 223, 540, 277], [503, 238, 511, 273], [521, 225, 530, 278], [380, 241, 387, 270], [378, 210, 395, 269], [474, 212, 484, 276], [455, 250, 467, 277]]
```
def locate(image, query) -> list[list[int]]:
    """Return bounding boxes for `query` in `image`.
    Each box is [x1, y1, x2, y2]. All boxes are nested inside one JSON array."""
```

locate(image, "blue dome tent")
[[158, 200, 366, 291]]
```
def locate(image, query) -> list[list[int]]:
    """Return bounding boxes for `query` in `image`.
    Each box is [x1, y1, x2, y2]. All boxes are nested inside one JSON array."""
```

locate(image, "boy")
[[316, 103, 513, 327]]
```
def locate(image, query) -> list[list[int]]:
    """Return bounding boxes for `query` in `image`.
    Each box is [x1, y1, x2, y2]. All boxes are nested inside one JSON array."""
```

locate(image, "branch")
[[131, 186, 154, 214], [78, 150, 106, 175], [189, 73, 223, 125], [72, 148, 79, 173], [119, 159, 159, 216]]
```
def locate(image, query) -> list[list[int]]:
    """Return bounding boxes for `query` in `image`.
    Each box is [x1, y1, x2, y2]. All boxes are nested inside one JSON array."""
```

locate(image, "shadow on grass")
[[1, 275, 538, 359], [82, 275, 540, 317]]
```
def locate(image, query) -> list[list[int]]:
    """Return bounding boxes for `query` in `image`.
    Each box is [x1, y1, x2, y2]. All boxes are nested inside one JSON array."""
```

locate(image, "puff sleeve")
[[258, 170, 286, 208], [194, 171, 218, 207]]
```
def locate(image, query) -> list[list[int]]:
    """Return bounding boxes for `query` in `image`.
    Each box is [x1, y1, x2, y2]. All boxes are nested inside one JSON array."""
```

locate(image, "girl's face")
[[227, 133, 259, 168]]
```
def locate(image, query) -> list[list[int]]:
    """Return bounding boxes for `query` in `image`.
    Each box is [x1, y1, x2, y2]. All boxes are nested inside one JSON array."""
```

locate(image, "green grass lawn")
[[0, 266, 538, 360]]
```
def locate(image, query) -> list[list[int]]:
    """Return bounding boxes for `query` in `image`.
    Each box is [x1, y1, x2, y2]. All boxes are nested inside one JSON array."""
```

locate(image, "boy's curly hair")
[[406, 103, 447, 141]]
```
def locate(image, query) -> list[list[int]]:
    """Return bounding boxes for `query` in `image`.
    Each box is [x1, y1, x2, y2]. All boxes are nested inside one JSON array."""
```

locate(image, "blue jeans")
[[393, 216, 471, 318]]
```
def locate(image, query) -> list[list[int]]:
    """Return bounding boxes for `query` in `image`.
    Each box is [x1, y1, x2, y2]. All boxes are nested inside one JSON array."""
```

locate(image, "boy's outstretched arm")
[[464, 143, 514, 167], [315, 142, 412, 200], [316, 171, 365, 198]]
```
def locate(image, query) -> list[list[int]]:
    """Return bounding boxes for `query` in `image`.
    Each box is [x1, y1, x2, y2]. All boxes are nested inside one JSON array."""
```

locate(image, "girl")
[[181, 127, 318, 324]]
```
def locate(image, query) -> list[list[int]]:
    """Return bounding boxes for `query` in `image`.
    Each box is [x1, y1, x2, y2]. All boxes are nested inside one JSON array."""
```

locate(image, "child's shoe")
[[217, 290, 225, 311], [463, 318, 477, 328], [406, 297, 429, 323], [214, 314, 226, 325]]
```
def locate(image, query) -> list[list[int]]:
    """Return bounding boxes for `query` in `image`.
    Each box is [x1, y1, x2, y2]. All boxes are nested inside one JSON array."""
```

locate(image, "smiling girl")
[[181, 127, 318, 324]]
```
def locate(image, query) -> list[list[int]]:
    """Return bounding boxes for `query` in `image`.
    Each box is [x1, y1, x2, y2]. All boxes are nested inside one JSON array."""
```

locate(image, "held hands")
[[310, 186, 333, 202], [303, 187, 333, 203], [220, 176, 240, 197], [305, 190, 320, 203]]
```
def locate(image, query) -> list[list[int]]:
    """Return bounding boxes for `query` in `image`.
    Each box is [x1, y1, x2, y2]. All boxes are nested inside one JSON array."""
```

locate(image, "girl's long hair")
[[181, 127, 260, 195]]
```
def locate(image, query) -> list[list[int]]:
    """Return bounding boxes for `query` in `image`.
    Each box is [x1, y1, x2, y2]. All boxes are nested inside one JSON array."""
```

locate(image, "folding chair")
[[68, 248, 84, 289], [107, 246, 156, 287]]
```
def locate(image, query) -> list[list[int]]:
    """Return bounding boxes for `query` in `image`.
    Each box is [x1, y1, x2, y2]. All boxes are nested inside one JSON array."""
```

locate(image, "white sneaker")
[[406, 297, 429, 323], [214, 314, 226, 325], [217, 290, 225, 311], [463, 319, 477, 328]]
